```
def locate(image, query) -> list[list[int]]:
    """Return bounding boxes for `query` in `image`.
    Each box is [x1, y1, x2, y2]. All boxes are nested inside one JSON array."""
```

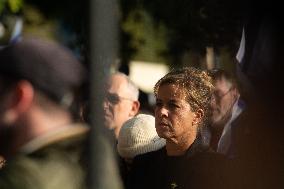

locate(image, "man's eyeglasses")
[[211, 88, 232, 103], [105, 93, 134, 105]]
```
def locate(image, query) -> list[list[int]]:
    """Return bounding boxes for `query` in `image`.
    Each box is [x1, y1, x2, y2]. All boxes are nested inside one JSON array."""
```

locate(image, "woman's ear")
[[193, 109, 204, 125]]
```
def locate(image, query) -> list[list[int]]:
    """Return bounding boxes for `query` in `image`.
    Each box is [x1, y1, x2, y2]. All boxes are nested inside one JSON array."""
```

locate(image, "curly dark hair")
[[154, 67, 214, 129]]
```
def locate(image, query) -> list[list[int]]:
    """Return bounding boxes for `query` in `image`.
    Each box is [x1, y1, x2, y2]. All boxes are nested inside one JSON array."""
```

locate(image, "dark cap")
[[0, 37, 85, 106]]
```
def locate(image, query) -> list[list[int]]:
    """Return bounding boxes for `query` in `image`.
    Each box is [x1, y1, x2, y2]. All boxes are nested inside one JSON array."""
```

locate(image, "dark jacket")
[[128, 139, 232, 189]]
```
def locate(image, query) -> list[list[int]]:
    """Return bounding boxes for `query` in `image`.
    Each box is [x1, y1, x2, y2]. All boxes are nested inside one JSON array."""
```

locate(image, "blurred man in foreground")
[[0, 37, 88, 189]]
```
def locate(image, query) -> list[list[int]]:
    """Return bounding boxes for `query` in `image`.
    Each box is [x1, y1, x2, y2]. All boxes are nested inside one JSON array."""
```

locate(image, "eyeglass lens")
[[106, 93, 120, 104]]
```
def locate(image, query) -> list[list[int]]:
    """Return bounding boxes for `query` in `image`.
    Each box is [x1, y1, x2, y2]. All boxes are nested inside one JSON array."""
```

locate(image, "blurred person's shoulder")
[[0, 123, 89, 189], [0, 149, 87, 189], [20, 123, 89, 155]]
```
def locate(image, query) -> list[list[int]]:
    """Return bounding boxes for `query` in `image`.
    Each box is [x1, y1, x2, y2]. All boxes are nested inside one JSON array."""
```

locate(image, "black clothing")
[[128, 139, 231, 189]]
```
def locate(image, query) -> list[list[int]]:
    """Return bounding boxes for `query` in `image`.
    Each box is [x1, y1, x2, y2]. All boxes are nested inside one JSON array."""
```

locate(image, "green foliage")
[[122, 9, 168, 63], [119, 0, 243, 66], [7, 0, 242, 68], [22, 5, 57, 40], [7, 0, 23, 13], [0, 0, 23, 13], [0, 0, 5, 14]]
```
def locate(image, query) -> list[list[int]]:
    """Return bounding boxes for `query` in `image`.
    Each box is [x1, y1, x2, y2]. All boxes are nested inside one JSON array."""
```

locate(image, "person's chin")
[[158, 132, 173, 142], [156, 127, 171, 140]]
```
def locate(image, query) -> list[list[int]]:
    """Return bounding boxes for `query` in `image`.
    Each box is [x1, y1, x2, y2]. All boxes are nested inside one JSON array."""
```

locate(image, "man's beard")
[[211, 110, 232, 130]]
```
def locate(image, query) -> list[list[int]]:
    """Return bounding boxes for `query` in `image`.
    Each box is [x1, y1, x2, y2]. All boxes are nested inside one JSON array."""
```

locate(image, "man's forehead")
[[107, 75, 128, 94], [215, 77, 232, 91]]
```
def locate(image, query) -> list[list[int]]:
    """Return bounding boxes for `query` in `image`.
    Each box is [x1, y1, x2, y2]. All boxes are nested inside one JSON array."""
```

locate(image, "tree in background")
[[0, 0, 23, 45], [142, 0, 243, 68], [1, 0, 243, 70], [118, 0, 243, 70], [0, 0, 88, 61]]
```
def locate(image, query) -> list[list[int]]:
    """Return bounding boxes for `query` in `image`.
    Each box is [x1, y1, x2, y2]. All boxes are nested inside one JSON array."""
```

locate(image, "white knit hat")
[[117, 114, 166, 158]]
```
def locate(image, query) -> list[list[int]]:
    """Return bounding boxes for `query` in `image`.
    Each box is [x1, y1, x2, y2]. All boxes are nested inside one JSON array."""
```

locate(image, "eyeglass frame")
[[211, 87, 234, 103], [105, 92, 135, 105]]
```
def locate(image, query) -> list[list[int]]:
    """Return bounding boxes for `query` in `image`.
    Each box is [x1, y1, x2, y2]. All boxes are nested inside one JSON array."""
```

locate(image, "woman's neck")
[[166, 135, 195, 156]]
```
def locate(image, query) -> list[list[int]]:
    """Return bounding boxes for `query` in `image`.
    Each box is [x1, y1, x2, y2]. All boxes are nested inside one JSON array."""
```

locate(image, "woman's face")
[[155, 83, 201, 144]]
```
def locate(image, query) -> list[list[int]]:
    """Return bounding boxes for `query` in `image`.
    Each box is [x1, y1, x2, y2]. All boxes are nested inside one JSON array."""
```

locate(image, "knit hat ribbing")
[[117, 114, 166, 158]]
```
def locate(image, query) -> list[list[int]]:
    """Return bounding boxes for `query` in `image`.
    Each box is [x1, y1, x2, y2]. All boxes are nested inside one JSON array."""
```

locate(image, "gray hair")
[[114, 72, 139, 101]]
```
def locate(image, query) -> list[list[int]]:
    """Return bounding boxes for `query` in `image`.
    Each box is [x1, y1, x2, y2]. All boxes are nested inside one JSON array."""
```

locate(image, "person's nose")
[[156, 106, 169, 118], [103, 99, 110, 110]]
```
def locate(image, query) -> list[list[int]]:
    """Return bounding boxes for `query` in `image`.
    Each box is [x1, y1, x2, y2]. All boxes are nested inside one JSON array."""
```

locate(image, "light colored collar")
[[19, 123, 89, 154], [217, 99, 245, 154]]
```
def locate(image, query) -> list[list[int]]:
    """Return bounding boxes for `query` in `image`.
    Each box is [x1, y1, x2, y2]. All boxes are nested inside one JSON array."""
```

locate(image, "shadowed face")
[[155, 84, 199, 144], [210, 77, 238, 128]]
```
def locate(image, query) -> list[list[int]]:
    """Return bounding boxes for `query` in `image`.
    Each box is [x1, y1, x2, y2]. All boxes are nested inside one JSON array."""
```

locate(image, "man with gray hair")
[[103, 72, 140, 139]]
